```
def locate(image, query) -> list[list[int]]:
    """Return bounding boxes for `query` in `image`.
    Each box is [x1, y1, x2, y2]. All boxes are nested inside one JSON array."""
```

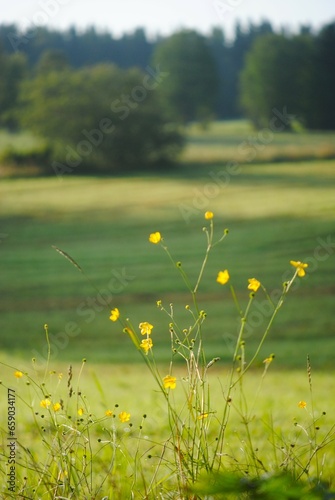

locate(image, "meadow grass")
[[1, 229, 335, 498], [1, 123, 335, 497], [181, 120, 335, 164], [0, 159, 334, 367]]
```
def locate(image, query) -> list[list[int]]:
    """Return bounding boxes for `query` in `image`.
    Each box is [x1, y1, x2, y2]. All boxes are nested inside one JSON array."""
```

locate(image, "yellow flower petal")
[[149, 232, 161, 244], [119, 411, 130, 423], [40, 399, 51, 409], [140, 337, 153, 354], [298, 400, 307, 409], [105, 409, 113, 417], [14, 370, 23, 378], [139, 322, 154, 335], [263, 354, 275, 364], [205, 211, 214, 220], [216, 269, 230, 285], [53, 402, 61, 412], [163, 375, 177, 390], [248, 278, 261, 292], [78, 408, 84, 416], [290, 260, 308, 277], [109, 308, 120, 322], [198, 412, 209, 420]]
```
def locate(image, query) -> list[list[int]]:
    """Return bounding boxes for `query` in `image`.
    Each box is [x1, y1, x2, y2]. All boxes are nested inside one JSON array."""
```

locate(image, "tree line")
[[0, 20, 334, 174]]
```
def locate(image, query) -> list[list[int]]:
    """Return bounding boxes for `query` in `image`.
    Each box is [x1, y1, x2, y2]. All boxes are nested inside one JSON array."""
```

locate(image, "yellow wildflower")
[[53, 402, 61, 412], [105, 409, 114, 417], [139, 322, 153, 335], [263, 354, 275, 365], [14, 370, 23, 378], [298, 401, 307, 409], [140, 337, 153, 354], [290, 260, 308, 277], [198, 413, 209, 420], [248, 278, 261, 292], [163, 375, 177, 390], [40, 399, 51, 409], [216, 269, 230, 285], [58, 470, 68, 481], [119, 411, 130, 423], [149, 232, 161, 244], [77, 408, 84, 416], [205, 211, 214, 220], [110, 308, 120, 322]]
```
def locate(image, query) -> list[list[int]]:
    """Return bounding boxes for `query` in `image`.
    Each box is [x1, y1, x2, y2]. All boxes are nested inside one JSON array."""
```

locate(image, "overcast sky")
[[1, 0, 335, 40]]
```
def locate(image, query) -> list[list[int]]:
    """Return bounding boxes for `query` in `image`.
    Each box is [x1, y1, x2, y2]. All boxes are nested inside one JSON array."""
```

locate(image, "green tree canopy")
[[308, 22, 335, 129], [239, 33, 315, 129], [18, 62, 184, 175], [35, 48, 70, 74], [0, 45, 27, 128], [152, 30, 219, 124]]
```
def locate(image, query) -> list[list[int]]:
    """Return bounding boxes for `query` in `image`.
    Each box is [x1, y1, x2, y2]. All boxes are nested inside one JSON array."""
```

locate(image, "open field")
[[0, 121, 335, 497], [181, 120, 335, 164], [0, 121, 335, 370], [0, 163, 334, 369]]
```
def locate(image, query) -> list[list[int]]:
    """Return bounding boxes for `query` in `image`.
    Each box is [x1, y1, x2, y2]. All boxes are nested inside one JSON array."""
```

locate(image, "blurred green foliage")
[[17, 63, 184, 174], [192, 471, 335, 499], [240, 25, 335, 130], [152, 30, 219, 124]]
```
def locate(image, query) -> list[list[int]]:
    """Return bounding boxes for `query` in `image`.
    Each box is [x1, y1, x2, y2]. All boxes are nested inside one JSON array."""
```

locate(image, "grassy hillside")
[[1, 152, 334, 368]]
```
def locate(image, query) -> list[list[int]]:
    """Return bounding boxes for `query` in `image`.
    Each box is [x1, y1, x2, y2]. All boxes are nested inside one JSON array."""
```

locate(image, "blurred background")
[[0, 0, 334, 369]]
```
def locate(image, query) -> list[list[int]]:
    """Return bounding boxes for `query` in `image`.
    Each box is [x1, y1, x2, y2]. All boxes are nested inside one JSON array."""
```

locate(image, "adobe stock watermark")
[[8, 0, 71, 52], [212, 0, 244, 21], [179, 106, 295, 223], [221, 233, 335, 355], [31, 266, 135, 367], [52, 64, 169, 180]]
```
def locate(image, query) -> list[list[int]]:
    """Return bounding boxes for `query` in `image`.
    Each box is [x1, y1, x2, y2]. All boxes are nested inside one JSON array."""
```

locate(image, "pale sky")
[[1, 0, 335, 40]]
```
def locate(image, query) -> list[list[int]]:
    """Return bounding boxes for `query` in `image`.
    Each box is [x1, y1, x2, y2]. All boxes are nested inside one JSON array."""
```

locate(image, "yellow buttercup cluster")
[[139, 321, 154, 354]]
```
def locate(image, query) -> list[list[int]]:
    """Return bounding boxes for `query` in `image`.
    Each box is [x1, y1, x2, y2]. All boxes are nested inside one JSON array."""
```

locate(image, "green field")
[[1, 121, 335, 497], [1, 360, 334, 497], [0, 121, 335, 369]]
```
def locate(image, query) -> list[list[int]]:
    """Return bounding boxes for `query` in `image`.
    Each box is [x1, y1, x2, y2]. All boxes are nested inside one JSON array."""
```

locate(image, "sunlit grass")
[[182, 120, 335, 163], [1, 354, 335, 497], [0, 159, 334, 367], [1, 147, 335, 496]]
